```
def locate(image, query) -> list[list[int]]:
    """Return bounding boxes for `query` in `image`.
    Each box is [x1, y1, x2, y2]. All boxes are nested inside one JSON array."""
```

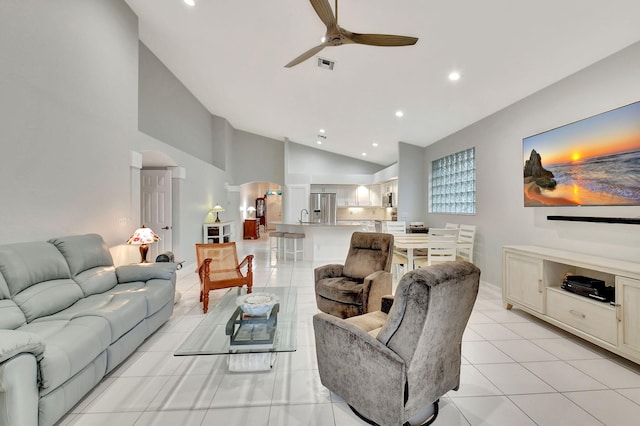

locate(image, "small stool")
[[269, 231, 285, 263], [283, 232, 305, 262]]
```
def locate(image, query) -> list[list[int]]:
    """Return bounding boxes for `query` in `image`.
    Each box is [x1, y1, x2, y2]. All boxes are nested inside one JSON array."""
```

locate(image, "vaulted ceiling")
[[125, 0, 640, 165]]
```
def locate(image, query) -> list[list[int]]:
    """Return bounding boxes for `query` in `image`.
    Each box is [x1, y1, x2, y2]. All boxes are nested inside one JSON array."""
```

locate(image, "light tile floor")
[[58, 235, 640, 425]]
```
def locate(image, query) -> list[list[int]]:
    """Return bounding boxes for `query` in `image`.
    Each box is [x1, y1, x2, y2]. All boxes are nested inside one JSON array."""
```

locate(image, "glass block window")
[[430, 147, 476, 214]]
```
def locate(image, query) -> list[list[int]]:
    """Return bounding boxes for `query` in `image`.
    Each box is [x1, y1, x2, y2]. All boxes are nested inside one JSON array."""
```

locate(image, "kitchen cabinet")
[[369, 184, 381, 207], [356, 185, 370, 206], [502, 245, 640, 364]]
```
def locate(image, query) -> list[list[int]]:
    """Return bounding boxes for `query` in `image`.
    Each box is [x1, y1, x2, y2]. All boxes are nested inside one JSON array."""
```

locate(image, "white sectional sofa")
[[0, 234, 177, 426]]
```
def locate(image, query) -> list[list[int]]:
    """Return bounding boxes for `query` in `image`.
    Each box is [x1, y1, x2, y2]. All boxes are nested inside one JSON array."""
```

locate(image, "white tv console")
[[503, 245, 640, 364]]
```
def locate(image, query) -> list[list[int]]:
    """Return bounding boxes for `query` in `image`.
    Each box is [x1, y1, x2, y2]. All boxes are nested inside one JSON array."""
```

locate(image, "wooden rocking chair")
[[195, 243, 254, 313]]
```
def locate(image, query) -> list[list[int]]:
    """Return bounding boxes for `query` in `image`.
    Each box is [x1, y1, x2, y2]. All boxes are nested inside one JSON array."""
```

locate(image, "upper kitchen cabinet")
[[310, 184, 337, 194], [337, 185, 356, 206], [322, 184, 383, 206], [369, 184, 381, 206]]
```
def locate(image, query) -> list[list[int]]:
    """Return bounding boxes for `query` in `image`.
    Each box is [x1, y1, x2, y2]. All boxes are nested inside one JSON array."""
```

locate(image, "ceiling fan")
[[285, 0, 418, 68]]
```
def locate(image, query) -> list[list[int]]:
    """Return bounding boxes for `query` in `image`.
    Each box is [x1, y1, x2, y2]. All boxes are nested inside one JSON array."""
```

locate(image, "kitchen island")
[[275, 222, 366, 262]]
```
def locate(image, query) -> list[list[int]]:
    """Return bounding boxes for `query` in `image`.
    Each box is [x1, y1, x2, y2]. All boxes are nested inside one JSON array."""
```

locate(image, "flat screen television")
[[523, 100, 640, 207]]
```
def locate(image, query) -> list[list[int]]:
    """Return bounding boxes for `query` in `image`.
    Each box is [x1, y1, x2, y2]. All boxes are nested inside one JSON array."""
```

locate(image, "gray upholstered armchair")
[[313, 261, 480, 426], [314, 232, 394, 319]]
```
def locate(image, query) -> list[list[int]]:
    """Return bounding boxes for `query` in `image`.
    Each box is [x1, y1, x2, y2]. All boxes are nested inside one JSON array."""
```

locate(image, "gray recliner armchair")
[[313, 261, 480, 426], [314, 232, 394, 319]]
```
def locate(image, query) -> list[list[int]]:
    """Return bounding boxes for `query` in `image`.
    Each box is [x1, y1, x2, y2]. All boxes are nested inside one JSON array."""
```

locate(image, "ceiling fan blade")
[[285, 43, 328, 68], [310, 0, 336, 30], [348, 33, 418, 47]]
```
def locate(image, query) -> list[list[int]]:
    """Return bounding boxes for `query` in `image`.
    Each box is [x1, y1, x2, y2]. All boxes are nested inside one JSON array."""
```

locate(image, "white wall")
[[0, 0, 139, 249], [0, 1, 229, 265], [425, 41, 640, 287]]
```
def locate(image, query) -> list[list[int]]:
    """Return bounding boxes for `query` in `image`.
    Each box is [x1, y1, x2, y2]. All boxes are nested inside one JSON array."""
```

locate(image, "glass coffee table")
[[174, 286, 296, 371]]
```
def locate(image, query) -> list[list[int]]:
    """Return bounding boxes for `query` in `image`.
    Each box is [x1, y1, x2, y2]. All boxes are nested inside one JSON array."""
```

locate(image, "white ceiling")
[[124, 0, 640, 166]]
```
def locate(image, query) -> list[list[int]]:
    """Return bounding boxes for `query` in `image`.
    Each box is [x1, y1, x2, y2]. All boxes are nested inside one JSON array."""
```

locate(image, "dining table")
[[393, 234, 472, 272]]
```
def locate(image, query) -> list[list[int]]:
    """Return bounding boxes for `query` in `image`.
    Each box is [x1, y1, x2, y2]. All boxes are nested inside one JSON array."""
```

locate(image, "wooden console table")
[[243, 219, 260, 240]]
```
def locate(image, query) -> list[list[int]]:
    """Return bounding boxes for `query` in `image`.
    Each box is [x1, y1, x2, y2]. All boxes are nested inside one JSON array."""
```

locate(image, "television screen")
[[523, 101, 640, 207]]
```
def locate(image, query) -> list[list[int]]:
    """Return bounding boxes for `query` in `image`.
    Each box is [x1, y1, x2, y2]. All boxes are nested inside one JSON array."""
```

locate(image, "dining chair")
[[414, 228, 459, 268], [445, 222, 459, 229], [382, 221, 406, 234], [384, 221, 408, 277], [456, 224, 477, 263]]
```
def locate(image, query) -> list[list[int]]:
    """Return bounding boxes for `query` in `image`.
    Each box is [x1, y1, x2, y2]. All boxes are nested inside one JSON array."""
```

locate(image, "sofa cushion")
[[342, 233, 392, 280], [34, 292, 148, 344], [12, 279, 84, 324], [0, 273, 26, 329], [17, 316, 111, 395], [0, 242, 72, 295], [49, 234, 114, 277], [0, 242, 83, 323], [316, 277, 364, 305], [107, 279, 175, 316], [73, 266, 118, 297]]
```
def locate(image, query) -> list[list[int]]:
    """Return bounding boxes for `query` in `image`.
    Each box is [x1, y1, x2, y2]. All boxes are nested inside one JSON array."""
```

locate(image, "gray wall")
[[227, 129, 284, 185], [425, 41, 640, 287], [397, 142, 426, 224], [288, 142, 385, 176], [138, 42, 219, 167]]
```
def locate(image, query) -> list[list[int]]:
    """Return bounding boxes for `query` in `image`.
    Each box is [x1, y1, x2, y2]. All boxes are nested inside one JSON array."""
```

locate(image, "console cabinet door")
[[504, 252, 544, 313], [617, 276, 640, 357]]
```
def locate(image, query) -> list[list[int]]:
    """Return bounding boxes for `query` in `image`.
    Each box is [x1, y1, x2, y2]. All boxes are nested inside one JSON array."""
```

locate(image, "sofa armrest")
[[0, 330, 44, 364], [314, 264, 344, 283], [0, 352, 40, 426], [381, 295, 395, 314], [313, 312, 406, 424], [362, 271, 392, 313], [116, 263, 177, 283]]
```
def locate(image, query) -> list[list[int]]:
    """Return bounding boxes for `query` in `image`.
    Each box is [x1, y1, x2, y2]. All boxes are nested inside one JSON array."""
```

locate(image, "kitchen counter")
[[275, 222, 366, 262]]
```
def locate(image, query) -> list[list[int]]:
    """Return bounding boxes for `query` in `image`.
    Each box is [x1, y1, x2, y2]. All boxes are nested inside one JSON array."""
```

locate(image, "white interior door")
[[141, 169, 172, 261]]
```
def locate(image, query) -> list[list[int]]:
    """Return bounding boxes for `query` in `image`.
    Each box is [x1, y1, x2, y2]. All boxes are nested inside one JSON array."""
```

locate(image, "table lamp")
[[246, 206, 256, 218], [211, 205, 225, 223], [127, 225, 160, 263]]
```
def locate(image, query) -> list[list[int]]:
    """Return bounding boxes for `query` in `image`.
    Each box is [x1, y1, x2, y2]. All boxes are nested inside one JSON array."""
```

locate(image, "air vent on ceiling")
[[317, 58, 335, 70]]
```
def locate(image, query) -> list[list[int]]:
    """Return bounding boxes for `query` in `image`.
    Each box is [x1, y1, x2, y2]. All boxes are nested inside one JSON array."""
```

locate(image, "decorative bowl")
[[236, 292, 278, 316]]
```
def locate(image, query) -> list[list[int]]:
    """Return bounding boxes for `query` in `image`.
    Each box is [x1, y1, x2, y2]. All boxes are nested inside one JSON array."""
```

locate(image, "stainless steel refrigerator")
[[309, 193, 337, 224]]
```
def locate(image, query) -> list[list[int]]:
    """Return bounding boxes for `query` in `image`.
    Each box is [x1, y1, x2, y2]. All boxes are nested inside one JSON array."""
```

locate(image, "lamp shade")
[[126, 226, 160, 245], [127, 226, 160, 263], [211, 205, 225, 223]]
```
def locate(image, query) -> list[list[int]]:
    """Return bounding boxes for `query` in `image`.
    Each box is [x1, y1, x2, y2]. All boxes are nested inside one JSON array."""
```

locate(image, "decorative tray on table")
[[225, 293, 279, 349]]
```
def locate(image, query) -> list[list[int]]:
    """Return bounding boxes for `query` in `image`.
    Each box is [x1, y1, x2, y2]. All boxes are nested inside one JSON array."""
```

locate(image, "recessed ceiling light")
[[362, 152, 367, 156], [372, 142, 378, 147], [184, 0, 195, 6], [395, 110, 404, 118], [319, 128, 325, 134], [317, 140, 322, 145], [449, 71, 461, 81]]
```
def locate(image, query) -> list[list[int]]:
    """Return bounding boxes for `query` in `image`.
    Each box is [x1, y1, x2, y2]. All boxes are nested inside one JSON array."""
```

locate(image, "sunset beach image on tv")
[[523, 100, 640, 207]]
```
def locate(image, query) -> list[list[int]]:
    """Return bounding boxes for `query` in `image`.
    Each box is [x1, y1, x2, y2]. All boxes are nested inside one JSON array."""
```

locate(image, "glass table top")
[[174, 286, 297, 356]]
